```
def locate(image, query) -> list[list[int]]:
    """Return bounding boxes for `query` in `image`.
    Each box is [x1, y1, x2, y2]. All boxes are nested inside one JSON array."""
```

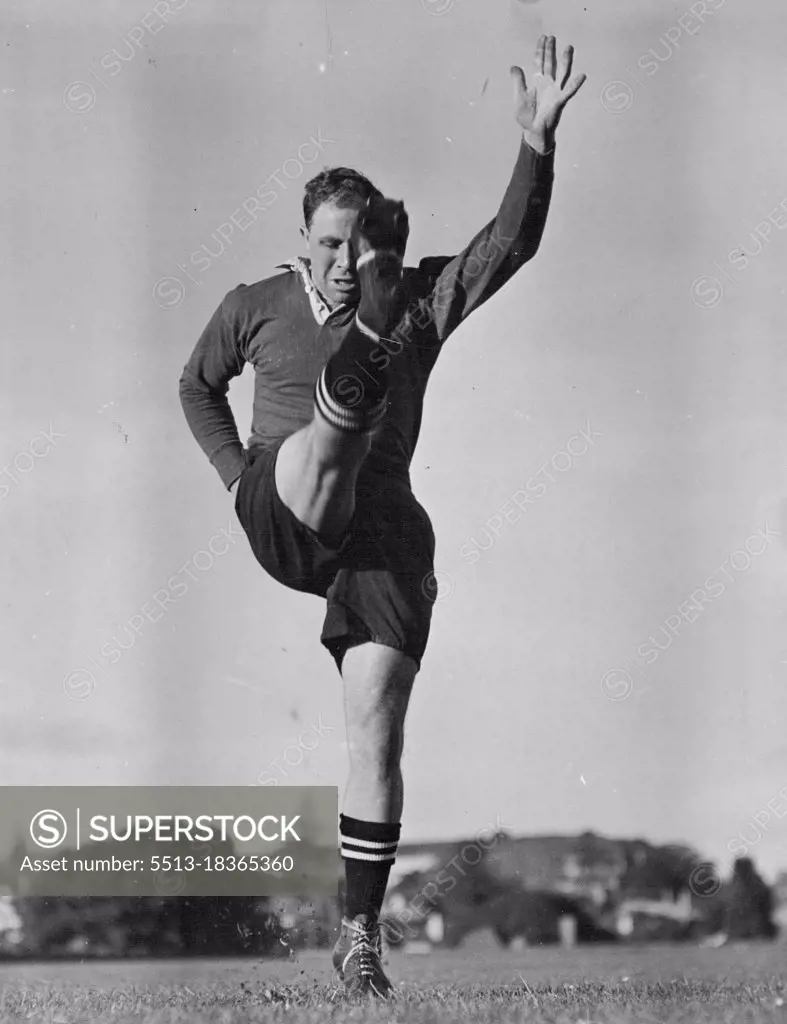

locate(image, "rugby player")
[[179, 35, 585, 997]]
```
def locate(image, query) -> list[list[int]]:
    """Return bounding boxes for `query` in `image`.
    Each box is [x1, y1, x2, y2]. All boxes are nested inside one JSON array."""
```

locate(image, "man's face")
[[301, 202, 363, 308]]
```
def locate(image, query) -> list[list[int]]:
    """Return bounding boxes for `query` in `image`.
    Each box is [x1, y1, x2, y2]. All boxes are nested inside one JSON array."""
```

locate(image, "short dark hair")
[[302, 166, 382, 230]]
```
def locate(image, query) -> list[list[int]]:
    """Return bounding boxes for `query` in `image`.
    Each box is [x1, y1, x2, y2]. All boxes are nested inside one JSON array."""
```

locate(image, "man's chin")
[[329, 285, 360, 304]]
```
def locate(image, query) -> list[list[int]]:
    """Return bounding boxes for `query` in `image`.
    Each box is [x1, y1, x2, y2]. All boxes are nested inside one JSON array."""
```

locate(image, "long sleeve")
[[179, 289, 249, 490], [416, 138, 555, 344]]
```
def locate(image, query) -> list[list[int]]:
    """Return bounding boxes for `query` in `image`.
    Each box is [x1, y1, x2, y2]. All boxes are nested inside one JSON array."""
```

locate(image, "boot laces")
[[342, 920, 381, 978]]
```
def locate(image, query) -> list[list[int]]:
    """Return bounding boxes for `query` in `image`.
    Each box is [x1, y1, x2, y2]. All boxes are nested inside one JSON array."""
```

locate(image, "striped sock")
[[314, 315, 389, 434], [340, 814, 401, 920]]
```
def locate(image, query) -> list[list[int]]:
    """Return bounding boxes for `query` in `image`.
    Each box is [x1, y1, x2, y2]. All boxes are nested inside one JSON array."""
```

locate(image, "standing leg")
[[332, 642, 417, 998], [341, 642, 416, 824]]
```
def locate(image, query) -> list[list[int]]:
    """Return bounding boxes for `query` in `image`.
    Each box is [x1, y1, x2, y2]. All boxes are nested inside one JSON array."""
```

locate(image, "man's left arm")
[[416, 36, 585, 344]]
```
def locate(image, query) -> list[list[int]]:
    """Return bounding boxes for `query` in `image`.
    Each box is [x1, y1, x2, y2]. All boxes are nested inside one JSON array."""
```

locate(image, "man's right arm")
[[179, 289, 249, 491]]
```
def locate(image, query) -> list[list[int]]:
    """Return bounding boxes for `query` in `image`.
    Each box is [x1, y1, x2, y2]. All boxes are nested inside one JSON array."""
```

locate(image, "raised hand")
[[510, 35, 586, 154]]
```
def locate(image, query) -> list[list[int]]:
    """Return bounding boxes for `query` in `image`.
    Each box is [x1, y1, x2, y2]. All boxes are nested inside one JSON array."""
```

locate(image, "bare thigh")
[[274, 415, 372, 545]]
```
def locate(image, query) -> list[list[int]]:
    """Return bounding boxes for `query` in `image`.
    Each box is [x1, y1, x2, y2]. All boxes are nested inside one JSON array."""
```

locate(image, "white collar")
[[277, 257, 350, 325]]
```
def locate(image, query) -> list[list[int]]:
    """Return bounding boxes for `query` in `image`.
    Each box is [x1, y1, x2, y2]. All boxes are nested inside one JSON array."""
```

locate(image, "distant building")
[[385, 830, 705, 949], [615, 890, 700, 942], [393, 830, 630, 905], [483, 832, 627, 905]]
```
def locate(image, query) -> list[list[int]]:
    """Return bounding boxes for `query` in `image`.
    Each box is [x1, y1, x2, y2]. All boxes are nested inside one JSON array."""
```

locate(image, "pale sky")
[[2, 0, 787, 882]]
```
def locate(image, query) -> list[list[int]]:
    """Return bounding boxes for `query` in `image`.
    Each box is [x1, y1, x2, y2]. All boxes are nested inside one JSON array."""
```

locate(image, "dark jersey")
[[179, 141, 555, 493]]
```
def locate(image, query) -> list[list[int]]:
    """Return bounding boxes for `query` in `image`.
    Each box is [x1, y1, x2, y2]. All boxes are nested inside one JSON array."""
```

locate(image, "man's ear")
[[300, 225, 309, 250]]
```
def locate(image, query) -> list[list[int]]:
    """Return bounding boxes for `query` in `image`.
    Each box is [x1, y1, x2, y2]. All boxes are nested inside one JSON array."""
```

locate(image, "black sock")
[[340, 814, 400, 920], [315, 315, 389, 433]]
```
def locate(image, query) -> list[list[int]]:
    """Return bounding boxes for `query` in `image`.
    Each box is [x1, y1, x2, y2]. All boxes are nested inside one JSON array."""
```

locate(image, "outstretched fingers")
[[561, 72, 587, 103], [510, 64, 527, 105], [535, 34, 546, 75], [544, 35, 557, 79], [558, 44, 574, 89]]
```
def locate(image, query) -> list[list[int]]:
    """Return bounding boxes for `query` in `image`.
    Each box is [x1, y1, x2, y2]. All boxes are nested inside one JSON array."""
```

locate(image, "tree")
[[725, 858, 778, 940]]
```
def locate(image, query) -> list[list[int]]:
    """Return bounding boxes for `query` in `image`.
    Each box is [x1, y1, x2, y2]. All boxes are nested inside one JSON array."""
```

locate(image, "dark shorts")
[[234, 443, 437, 672]]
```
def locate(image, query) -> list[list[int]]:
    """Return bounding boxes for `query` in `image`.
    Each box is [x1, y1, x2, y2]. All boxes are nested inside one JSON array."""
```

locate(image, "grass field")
[[1, 941, 785, 1023]]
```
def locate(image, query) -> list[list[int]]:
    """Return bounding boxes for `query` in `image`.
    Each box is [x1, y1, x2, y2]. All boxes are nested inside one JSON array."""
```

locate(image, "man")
[[179, 36, 585, 998]]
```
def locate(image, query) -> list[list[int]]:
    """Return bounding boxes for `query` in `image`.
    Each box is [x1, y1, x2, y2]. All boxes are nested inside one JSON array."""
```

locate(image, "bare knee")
[[346, 707, 407, 776]]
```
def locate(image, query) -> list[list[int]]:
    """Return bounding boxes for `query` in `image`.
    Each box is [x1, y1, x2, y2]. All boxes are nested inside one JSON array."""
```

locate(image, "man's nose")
[[335, 242, 355, 269]]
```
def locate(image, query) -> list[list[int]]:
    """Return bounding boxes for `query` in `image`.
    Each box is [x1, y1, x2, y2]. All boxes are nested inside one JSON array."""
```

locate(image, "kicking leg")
[[274, 412, 374, 547], [275, 201, 409, 546]]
